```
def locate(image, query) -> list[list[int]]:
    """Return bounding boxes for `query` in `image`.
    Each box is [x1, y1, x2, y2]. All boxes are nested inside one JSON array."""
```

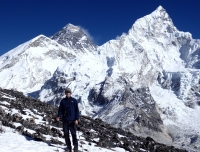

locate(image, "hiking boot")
[[73, 146, 78, 152], [65, 147, 72, 152]]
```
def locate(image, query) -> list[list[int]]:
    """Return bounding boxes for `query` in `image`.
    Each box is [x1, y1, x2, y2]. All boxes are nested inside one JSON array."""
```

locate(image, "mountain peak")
[[63, 23, 81, 32], [28, 34, 57, 48], [151, 5, 170, 21], [128, 5, 173, 38], [156, 5, 165, 11], [30, 34, 48, 42], [51, 24, 97, 54]]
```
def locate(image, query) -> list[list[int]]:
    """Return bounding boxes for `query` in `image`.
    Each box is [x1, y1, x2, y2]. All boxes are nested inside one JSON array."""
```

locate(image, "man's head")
[[65, 88, 72, 98]]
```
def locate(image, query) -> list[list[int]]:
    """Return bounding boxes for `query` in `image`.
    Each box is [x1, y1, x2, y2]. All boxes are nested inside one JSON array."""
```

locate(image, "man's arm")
[[56, 100, 63, 121], [74, 99, 80, 125]]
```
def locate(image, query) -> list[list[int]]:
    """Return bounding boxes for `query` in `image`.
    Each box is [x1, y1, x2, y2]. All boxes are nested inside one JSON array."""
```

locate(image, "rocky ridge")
[[0, 88, 187, 152]]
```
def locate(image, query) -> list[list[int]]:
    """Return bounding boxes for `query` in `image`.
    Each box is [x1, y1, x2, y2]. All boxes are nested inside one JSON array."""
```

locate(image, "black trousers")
[[63, 121, 78, 149]]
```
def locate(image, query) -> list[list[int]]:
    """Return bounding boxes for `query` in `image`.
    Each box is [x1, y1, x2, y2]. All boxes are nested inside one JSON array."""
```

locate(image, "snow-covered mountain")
[[0, 5, 200, 151], [0, 35, 76, 95], [51, 23, 97, 54]]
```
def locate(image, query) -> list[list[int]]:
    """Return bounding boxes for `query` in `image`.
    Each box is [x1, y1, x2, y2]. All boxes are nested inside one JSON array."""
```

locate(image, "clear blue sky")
[[0, 0, 199, 56]]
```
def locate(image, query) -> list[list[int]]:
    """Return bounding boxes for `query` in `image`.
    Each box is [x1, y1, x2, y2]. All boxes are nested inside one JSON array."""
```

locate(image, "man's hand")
[[74, 120, 78, 125], [56, 117, 60, 122]]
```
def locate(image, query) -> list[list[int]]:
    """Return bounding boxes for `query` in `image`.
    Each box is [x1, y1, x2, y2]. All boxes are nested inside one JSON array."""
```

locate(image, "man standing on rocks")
[[56, 88, 79, 152]]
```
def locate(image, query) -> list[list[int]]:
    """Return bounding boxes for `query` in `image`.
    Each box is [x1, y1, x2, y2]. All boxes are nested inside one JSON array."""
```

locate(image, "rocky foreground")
[[0, 88, 187, 152]]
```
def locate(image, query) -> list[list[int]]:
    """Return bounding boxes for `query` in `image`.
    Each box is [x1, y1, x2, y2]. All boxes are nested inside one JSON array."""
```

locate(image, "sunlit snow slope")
[[0, 35, 76, 94]]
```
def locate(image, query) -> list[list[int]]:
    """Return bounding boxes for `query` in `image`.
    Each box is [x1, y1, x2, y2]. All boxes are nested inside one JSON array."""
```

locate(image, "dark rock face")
[[51, 24, 97, 54], [89, 76, 165, 142], [0, 88, 187, 152], [88, 80, 109, 106]]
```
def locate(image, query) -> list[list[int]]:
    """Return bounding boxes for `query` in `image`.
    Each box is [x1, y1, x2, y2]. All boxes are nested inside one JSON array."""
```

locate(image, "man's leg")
[[69, 121, 78, 150], [63, 121, 72, 150]]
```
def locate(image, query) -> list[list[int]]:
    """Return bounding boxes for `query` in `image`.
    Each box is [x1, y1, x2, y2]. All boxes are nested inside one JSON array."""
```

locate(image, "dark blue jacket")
[[57, 97, 79, 121]]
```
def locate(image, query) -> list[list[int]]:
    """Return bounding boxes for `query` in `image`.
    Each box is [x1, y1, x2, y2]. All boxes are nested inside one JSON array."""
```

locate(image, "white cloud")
[[115, 32, 127, 40], [78, 26, 102, 45], [79, 26, 94, 42], [116, 35, 121, 40]]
